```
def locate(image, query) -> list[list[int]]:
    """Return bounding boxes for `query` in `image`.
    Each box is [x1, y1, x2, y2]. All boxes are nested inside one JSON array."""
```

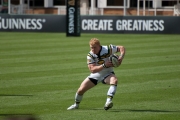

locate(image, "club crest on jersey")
[[98, 60, 104, 64]]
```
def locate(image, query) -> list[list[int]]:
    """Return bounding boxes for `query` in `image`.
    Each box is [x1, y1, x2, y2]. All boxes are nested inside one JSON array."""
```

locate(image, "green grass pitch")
[[0, 32, 180, 120]]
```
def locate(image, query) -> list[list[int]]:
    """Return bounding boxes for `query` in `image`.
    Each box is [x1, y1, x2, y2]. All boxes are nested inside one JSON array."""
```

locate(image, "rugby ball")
[[109, 54, 120, 67]]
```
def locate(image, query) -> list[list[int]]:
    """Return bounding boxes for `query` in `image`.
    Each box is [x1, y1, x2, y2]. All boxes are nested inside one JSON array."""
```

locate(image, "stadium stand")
[[11, 4, 29, 14]]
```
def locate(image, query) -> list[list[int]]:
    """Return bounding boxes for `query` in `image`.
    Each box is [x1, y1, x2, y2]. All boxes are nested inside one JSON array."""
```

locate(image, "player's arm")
[[87, 56, 104, 73], [88, 63, 104, 73], [117, 45, 125, 63], [88, 62, 112, 73]]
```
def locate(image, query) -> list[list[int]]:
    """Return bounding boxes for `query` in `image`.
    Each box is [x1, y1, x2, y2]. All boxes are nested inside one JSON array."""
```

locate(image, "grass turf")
[[0, 32, 180, 120]]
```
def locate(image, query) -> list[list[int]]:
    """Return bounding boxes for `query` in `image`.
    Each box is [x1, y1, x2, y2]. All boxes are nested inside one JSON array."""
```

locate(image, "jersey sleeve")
[[87, 53, 95, 64], [109, 44, 118, 54]]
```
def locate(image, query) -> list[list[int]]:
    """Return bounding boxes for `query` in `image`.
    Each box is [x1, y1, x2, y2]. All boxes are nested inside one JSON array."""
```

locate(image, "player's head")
[[89, 38, 100, 46], [89, 38, 101, 54]]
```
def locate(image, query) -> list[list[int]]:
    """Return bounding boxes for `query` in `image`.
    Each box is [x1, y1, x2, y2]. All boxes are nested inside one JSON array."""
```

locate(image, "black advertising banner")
[[0, 15, 180, 34], [66, 0, 81, 36]]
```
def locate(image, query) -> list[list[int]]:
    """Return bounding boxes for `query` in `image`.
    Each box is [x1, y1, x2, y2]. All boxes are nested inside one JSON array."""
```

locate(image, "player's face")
[[90, 44, 100, 54]]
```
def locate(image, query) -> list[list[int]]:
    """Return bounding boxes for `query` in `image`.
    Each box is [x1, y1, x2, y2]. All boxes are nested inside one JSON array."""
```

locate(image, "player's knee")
[[110, 78, 118, 85], [77, 88, 85, 95]]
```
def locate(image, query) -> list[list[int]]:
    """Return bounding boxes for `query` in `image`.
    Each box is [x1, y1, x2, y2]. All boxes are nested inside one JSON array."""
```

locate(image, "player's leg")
[[67, 77, 96, 110], [103, 74, 118, 110], [75, 77, 96, 103], [77, 77, 96, 95]]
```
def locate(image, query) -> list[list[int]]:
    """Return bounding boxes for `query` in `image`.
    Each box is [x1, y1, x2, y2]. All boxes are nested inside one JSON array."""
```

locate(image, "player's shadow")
[[0, 94, 33, 97], [91, 108, 180, 113], [110, 109, 180, 113], [0, 114, 33, 116]]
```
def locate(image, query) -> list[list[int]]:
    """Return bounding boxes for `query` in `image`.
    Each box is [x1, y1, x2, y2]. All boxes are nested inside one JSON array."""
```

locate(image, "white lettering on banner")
[[0, 17, 45, 30], [82, 19, 113, 31], [116, 20, 164, 31], [82, 19, 164, 32], [68, 7, 75, 33]]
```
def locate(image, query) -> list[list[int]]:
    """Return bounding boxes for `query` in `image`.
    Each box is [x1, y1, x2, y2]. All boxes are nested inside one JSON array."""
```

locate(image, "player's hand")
[[118, 55, 124, 65], [104, 61, 114, 68]]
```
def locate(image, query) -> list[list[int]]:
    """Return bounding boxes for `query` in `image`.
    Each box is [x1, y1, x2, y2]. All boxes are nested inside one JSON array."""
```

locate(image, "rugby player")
[[67, 38, 125, 110]]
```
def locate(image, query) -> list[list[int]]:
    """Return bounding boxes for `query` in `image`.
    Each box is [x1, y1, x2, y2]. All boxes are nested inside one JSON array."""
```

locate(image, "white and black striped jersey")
[[87, 44, 118, 81]]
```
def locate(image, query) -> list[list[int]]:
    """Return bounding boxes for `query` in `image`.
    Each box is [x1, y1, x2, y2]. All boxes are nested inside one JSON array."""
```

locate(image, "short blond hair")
[[89, 38, 100, 46]]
